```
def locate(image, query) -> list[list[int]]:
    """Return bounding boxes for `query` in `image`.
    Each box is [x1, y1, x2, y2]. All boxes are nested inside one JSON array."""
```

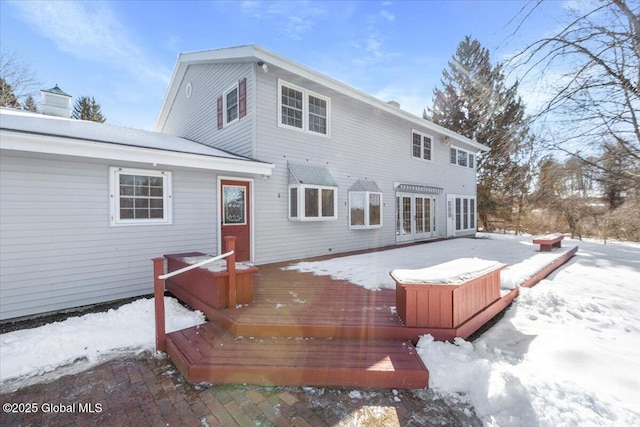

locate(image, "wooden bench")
[[390, 259, 506, 329], [533, 234, 563, 251]]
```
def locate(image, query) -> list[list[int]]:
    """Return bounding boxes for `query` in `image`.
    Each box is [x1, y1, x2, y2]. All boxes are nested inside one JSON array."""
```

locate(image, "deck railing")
[[152, 236, 237, 352], [158, 250, 235, 281]]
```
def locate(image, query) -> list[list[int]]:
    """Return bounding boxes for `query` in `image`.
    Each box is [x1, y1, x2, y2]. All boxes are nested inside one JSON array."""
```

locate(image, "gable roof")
[[0, 108, 274, 175], [349, 179, 383, 193], [155, 44, 489, 153]]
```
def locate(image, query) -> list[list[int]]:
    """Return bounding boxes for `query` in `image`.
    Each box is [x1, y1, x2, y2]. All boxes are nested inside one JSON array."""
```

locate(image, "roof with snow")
[[0, 108, 274, 175], [155, 45, 489, 154]]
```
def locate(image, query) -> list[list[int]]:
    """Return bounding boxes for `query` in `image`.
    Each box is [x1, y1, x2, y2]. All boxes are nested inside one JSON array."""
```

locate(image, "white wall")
[[251, 67, 478, 264], [0, 152, 219, 320]]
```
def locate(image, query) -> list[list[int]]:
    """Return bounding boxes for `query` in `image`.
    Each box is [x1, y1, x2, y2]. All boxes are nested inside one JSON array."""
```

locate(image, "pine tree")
[[72, 96, 106, 123], [0, 77, 20, 108], [428, 36, 534, 230], [22, 94, 38, 112]]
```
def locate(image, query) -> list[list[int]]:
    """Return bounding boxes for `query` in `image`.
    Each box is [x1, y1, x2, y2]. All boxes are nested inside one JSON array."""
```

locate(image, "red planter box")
[[391, 260, 506, 328], [164, 252, 257, 310]]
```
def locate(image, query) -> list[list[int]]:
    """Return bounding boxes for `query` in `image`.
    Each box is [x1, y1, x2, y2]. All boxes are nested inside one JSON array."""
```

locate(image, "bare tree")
[[0, 45, 40, 107], [533, 156, 602, 239], [513, 0, 640, 189]]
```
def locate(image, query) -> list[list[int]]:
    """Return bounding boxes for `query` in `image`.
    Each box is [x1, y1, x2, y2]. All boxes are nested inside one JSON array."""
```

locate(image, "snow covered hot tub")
[[390, 258, 506, 328], [164, 252, 258, 310]]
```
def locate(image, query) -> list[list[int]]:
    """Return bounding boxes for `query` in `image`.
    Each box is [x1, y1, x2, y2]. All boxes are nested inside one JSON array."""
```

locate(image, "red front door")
[[220, 180, 250, 261]]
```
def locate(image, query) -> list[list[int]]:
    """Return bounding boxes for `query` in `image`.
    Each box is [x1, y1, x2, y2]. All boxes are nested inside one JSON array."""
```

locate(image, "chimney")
[[40, 85, 72, 118]]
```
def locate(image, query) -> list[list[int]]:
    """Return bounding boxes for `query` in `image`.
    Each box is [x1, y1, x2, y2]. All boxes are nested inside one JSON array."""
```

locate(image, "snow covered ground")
[[287, 233, 640, 426], [0, 297, 205, 390], [1, 233, 639, 426]]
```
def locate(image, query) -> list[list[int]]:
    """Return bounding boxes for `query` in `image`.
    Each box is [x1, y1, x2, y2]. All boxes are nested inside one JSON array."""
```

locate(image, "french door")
[[396, 193, 436, 242]]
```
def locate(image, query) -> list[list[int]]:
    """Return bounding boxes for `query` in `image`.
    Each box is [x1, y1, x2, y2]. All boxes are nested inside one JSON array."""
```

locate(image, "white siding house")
[[0, 45, 487, 321], [156, 45, 488, 265], [0, 108, 273, 321]]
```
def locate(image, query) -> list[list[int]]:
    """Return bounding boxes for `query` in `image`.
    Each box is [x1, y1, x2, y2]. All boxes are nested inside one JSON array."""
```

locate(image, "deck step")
[[166, 322, 429, 389]]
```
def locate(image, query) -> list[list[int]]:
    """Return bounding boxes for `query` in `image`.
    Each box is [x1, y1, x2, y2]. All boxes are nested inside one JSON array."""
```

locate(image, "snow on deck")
[[390, 257, 502, 284], [286, 233, 576, 291]]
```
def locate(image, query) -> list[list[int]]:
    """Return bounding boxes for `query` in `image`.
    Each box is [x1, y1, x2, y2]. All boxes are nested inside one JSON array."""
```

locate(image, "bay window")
[[349, 191, 383, 229], [289, 184, 337, 221]]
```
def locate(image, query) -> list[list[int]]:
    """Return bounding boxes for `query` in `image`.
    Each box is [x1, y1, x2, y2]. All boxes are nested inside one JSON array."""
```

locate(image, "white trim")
[[449, 145, 475, 169], [395, 192, 436, 242], [411, 129, 434, 162], [288, 184, 338, 221], [222, 83, 239, 127], [109, 167, 172, 226], [277, 79, 331, 138], [1, 129, 275, 176], [348, 191, 383, 229], [449, 194, 477, 234], [155, 45, 488, 153]]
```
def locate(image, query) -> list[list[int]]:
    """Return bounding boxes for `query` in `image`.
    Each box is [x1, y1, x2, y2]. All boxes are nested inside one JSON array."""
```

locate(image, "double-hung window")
[[110, 167, 172, 226], [450, 146, 475, 169], [412, 130, 432, 161], [224, 85, 238, 124], [278, 79, 330, 137], [289, 185, 337, 221], [217, 78, 246, 130]]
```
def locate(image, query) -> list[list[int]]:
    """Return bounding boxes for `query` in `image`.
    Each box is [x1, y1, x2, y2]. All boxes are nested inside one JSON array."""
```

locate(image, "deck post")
[[224, 236, 237, 308], [152, 257, 167, 352]]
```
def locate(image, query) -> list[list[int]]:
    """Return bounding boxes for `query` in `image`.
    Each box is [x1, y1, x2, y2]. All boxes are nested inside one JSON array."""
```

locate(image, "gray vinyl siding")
[[0, 152, 218, 320], [251, 68, 478, 264], [161, 63, 255, 158]]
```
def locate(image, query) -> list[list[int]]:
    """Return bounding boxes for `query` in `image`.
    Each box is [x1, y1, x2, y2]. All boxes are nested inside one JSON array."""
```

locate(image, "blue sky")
[[1, 0, 566, 130]]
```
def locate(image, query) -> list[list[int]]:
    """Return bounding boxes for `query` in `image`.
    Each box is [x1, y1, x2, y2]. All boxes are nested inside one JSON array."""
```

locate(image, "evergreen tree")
[[0, 77, 20, 108], [427, 36, 534, 230], [22, 94, 38, 112], [72, 96, 106, 123]]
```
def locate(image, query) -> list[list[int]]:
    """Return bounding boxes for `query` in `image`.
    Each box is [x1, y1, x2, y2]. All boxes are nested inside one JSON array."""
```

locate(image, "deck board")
[[164, 245, 578, 389], [167, 322, 429, 388]]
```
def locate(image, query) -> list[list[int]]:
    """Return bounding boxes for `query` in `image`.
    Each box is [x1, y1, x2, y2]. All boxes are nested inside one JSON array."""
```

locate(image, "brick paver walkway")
[[1, 352, 481, 426]]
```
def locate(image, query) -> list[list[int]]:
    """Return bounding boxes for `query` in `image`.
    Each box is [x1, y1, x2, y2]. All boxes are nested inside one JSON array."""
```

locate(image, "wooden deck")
[[166, 321, 429, 388], [161, 244, 578, 389]]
